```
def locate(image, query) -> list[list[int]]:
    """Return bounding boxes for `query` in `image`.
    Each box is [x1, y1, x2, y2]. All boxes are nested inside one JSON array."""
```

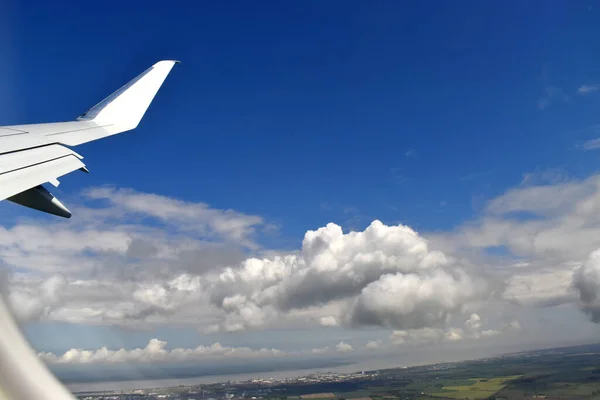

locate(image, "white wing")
[[0, 60, 178, 217], [0, 61, 179, 400]]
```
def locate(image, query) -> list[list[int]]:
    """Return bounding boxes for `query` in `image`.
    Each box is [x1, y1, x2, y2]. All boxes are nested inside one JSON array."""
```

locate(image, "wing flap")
[[0, 144, 82, 174], [0, 150, 85, 201], [0, 59, 178, 217]]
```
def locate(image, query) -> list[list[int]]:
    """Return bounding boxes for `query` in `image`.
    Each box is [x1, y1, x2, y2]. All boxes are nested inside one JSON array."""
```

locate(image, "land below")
[[74, 343, 600, 400]]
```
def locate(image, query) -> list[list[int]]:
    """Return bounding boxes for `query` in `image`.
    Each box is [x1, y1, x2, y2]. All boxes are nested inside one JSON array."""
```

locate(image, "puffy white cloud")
[[503, 266, 577, 307], [38, 339, 286, 365], [203, 220, 492, 332], [0, 187, 497, 335], [444, 327, 464, 341], [464, 313, 481, 332], [8, 275, 68, 322], [7, 170, 600, 356], [443, 175, 600, 264], [335, 341, 353, 353], [428, 173, 600, 323], [365, 340, 382, 350], [319, 316, 339, 327], [390, 328, 447, 345], [388, 314, 519, 346], [350, 269, 488, 329], [311, 347, 329, 354], [573, 249, 600, 322]]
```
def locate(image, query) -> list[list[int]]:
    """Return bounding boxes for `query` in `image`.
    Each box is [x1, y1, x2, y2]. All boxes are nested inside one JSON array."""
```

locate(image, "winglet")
[[77, 60, 178, 130]]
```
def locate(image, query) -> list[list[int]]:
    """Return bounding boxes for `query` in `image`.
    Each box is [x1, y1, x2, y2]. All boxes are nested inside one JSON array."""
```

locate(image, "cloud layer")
[[5, 205, 494, 335], [5, 172, 600, 365], [38, 339, 285, 365]]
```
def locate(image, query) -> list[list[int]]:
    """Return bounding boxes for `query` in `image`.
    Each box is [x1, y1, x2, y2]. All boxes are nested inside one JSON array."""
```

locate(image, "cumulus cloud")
[[452, 175, 600, 263], [335, 341, 353, 353], [319, 316, 339, 327], [350, 269, 489, 329], [8, 275, 68, 322], [365, 340, 382, 350], [203, 220, 492, 332], [311, 347, 329, 354], [464, 313, 481, 332], [502, 265, 577, 307], [390, 328, 451, 345], [7, 170, 600, 355], [2, 195, 491, 334], [388, 314, 518, 346], [428, 173, 600, 320], [38, 339, 285, 365], [573, 249, 600, 322]]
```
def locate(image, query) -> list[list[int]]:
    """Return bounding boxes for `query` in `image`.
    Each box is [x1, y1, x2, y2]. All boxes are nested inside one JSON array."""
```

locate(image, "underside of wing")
[[0, 60, 178, 217], [0, 144, 85, 217]]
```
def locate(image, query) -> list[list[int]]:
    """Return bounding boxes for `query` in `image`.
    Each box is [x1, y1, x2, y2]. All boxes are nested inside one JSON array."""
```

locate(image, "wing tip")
[[155, 60, 181, 67]]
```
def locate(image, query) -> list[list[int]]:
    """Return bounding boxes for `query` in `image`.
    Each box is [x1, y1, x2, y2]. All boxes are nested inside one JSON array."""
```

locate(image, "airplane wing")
[[0, 60, 179, 218]]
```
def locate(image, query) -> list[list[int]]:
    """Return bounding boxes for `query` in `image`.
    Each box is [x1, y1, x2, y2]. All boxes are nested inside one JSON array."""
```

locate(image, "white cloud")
[[38, 339, 285, 365], [335, 341, 353, 353], [464, 313, 481, 332], [538, 85, 568, 110], [8, 275, 68, 322], [2, 197, 491, 334], [311, 347, 329, 354], [445, 327, 464, 341], [365, 340, 382, 350], [577, 83, 600, 94], [350, 269, 489, 329], [388, 314, 519, 346], [503, 266, 577, 307], [442, 173, 600, 267], [204, 220, 492, 332], [83, 186, 264, 245], [425, 171, 600, 325], [319, 316, 339, 327], [390, 328, 446, 345], [573, 249, 600, 322], [6, 168, 600, 361], [582, 138, 600, 151]]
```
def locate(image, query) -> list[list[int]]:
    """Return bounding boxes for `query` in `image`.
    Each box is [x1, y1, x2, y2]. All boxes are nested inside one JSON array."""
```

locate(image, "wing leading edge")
[[0, 60, 179, 217]]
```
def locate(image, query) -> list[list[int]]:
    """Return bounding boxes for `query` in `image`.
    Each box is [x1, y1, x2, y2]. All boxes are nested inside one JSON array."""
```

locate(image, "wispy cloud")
[[521, 167, 569, 186], [538, 85, 568, 110], [390, 167, 408, 183], [581, 138, 600, 151], [405, 148, 417, 157], [577, 83, 600, 95], [537, 65, 569, 110]]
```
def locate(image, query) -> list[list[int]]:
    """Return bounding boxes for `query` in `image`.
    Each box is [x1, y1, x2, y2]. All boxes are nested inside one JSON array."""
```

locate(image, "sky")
[[3, 0, 600, 386]]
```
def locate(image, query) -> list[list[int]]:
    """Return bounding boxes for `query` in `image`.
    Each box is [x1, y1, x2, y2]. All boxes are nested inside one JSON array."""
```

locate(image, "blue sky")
[[3, 0, 600, 384], [5, 1, 600, 238]]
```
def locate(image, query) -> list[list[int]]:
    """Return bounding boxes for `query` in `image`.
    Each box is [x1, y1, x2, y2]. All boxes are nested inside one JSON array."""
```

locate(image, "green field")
[[255, 343, 600, 400], [545, 382, 600, 396], [431, 376, 522, 399]]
